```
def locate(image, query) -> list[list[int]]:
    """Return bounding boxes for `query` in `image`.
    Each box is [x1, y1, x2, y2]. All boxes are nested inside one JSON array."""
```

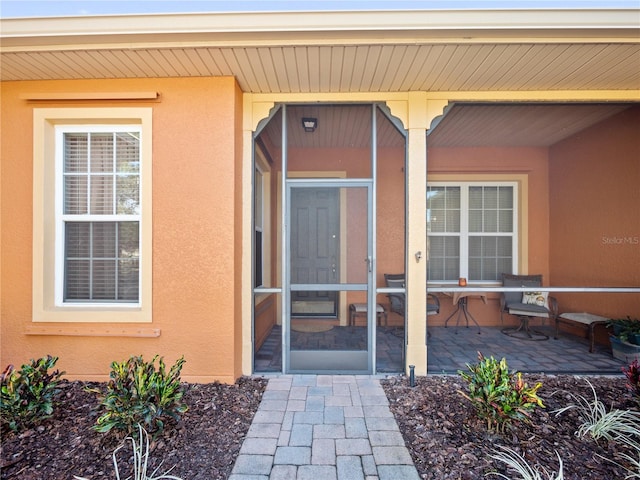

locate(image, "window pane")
[[64, 259, 90, 300], [64, 221, 139, 302], [64, 133, 88, 173], [65, 222, 90, 258], [118, 222, 139, 257], [92, 223, 116, 257], [90, 175, 113, 214], [469, 236, 512, 281], [116, 175, 140, 214], [483, 186, 498, 208], [499, 186, 513, 208], [116, 132, 140, 173], [446, 210, 460, 232], [64, 176, 88, 214], [427, 186, 460, 233], [468, 186, 513, 234], [90, 134, 113, 173], [427, 236, 459, 281], [469, 186, 482, 206], [92, 259, 117, 299], [483, 210, 498, 231], [499, 210, 513, 232], [118, 258, 139, 300]]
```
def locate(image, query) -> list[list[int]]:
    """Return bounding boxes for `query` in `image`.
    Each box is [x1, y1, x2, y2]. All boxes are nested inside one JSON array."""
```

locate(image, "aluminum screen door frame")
[[284, 178, 375, 374]]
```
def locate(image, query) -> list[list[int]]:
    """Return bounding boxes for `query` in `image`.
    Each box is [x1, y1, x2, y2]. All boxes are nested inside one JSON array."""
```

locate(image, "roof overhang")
[[1, 9, 638, 92], [1, 8, 638, 146]]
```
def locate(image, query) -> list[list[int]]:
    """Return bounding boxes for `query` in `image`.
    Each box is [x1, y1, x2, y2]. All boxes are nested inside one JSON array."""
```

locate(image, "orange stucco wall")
[[1, 77, 242, 383], [549, 107, 640, 321]]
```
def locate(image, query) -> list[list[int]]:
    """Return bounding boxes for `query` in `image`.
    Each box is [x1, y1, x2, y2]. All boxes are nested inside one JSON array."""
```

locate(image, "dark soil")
[[1, 374, 636, 479], [1, 377, 267, 480], [382, 374, 635, 479]]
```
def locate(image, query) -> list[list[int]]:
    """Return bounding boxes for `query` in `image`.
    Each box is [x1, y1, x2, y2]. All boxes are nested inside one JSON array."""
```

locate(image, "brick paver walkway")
[[229, 375, 419, 480]]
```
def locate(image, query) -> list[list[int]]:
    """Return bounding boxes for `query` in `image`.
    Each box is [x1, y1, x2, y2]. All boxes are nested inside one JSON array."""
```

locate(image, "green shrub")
[[91, 355, 187, 435], [458, 351, 544, 433], [0, 355, 65, 432]]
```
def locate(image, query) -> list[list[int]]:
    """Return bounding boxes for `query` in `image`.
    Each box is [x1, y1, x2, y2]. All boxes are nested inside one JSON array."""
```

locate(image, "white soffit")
[[1, 8, 639, 93]]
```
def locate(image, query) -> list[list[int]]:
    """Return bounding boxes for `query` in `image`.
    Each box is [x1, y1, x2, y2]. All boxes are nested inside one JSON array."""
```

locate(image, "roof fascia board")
[[2, 9, 638, 47]]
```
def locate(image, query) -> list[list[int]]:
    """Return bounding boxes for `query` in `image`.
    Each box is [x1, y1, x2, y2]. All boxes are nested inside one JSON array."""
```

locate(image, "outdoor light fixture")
[[301, 117, 317, 132]]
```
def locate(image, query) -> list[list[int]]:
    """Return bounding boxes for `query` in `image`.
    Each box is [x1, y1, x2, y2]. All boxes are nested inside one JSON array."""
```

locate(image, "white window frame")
[[55, 125, 142, 307], [427, 181, 518, 284], [33, 108, 152, 323]]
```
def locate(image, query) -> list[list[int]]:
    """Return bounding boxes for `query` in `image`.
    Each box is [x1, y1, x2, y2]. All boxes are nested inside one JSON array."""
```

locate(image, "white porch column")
[[405, 92, 428, 376], [405, 94, 448, 376]]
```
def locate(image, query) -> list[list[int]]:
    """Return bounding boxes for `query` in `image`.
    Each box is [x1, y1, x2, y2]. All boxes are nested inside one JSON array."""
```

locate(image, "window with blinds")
[[60, 129, 141, 303], [427, 182, 517, 283]]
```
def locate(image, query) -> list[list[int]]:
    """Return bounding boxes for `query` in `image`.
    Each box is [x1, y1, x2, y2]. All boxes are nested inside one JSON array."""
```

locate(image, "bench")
[[555, 312, 609, 353], [349, 303, 387, 326]]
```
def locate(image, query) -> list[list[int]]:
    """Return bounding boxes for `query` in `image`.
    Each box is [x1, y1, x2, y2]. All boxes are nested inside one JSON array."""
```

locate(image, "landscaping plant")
[[90, 355, 188, 435], [74, 424, 184, 480], [553, 379, 640, 443], [623, 359, 640, 405], [487, 446, 564, 480], [0, 355, 64, 432], [458, 351, 544, 433]]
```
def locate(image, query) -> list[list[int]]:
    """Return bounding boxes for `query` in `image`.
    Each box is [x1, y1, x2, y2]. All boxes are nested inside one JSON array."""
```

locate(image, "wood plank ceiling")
[[2, 43, 639, 93]]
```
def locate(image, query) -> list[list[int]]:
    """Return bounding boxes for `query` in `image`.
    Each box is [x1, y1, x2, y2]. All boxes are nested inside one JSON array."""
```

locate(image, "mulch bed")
[[2, 373, 637, 479], [382, 373, 635, 479], [1, 377, 267, 480]]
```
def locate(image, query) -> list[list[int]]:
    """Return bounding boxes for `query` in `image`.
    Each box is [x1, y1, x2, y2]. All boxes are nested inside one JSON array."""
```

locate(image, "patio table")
[[442, 290, 487, 334]]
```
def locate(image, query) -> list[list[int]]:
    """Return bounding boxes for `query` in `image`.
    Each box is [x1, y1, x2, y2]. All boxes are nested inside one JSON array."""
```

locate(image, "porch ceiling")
[[259, 103, 636, 148]]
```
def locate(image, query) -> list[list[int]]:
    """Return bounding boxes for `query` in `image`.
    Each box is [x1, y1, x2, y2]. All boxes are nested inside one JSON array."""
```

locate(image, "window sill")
[[25, 325, 160, 337]]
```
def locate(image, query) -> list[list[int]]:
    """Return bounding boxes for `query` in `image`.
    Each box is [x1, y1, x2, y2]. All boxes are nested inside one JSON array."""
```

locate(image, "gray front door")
[[290, 187, 339, 317]]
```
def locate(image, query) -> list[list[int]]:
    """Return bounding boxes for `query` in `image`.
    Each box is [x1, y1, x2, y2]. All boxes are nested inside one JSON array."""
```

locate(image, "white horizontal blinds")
[[468, 186, 514, 281], [427, 186, 461, 281], [62, 130, 140, 302]]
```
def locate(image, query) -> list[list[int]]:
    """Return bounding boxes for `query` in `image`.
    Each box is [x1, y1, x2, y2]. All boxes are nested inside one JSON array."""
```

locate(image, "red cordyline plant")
[[622, 359, 640, 405]]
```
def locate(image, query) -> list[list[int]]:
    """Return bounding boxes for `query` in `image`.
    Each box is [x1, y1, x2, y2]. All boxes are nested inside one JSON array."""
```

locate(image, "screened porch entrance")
[[286, 181, 373, 373], [252, 103, 408, 375]]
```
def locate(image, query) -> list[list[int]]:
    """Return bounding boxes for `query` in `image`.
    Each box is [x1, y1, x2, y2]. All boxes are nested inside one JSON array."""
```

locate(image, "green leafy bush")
[[458, 351, 544, 433], [91, 355, 187, 435], [0, 355, 65, 432]]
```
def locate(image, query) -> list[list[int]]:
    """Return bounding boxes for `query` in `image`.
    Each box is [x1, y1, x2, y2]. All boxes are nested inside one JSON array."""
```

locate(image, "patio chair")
[[384, 273, 440, 318], [500, 273, 558, 341]]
